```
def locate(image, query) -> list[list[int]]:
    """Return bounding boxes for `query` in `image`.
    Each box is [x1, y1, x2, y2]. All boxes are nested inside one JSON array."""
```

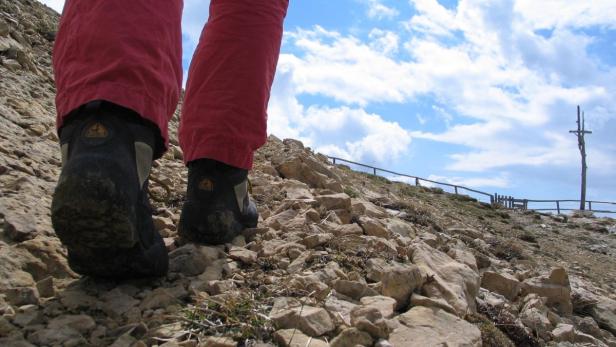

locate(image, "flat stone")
[[552, 323, 575, 342], [274, 329, 329, 347], [411, 241, 480, 316], [324, 296, 359, 326], [359, 217, 389, 239], [330, 327, 373, 347], [228, 247, 258, 264], [272, 304, 335, 337], [409, 293, 457, 316], [139, 288, 176, 310], [316, 193, 351, 211], [48, 314, 96, 333], [35, 277, 55, 298], [360, 296, 396, 319], [481, 271, 521, 301], [350, 306, 390, 338], [201, 336, 237, 347], [380, 263, 424, 310], [333, 280, 378, 301], [391, 306, 481, 347], [6, 287, 39, 306], [591, 297, 616, 335], [168, 244, 208, 276], [301, 234, 333, 249]]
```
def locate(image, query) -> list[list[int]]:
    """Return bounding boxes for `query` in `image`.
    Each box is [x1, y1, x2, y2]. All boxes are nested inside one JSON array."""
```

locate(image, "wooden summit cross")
[[569, 105, 592, 211]]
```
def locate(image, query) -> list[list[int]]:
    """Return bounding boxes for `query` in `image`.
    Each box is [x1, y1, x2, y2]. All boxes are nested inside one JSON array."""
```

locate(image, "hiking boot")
[[178, 158, 258, 245], [51, 101, 168, 278]]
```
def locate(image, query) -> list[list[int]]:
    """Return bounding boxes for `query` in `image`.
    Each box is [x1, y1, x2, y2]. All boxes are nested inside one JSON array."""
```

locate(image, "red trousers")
[[53, 0, 288, 169]]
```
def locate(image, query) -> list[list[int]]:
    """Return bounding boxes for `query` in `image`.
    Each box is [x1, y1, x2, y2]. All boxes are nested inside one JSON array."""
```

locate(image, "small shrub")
[[492, 239, 526, 261], [518, 231, 537, 243], [465, 312, 515, 347], [343, 186, 359, 198]]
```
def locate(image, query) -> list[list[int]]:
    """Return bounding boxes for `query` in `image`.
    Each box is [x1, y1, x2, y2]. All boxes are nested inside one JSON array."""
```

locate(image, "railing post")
[[415, 178, 420, 186], [373, 167, 377, 176], [454, 186, 458, 195], [588, 201, 592, 211], [333, 157, 336, 164], [556, 201, 560, 214], [524, 199, 528, 210]]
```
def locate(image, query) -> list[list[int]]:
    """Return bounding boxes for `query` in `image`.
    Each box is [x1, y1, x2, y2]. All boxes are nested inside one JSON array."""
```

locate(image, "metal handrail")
[[327, 156, 616, 215]]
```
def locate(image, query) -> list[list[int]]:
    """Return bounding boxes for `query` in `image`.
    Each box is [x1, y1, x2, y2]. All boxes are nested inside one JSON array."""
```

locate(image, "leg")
[[179, 0, 289, 169], [53, 0, 183, 155], [51, 0, 183, 278], [178, 0, 288, 244]]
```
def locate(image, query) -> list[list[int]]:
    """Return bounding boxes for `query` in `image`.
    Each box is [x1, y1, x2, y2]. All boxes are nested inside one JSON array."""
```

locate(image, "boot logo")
[[84, 122, 108, 138], [198, 178, 214, 191]]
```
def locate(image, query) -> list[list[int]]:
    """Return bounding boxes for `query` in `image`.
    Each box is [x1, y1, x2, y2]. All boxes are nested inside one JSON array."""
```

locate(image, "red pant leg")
[[53, 0, 183, 153], [179, 0, 288, 169]]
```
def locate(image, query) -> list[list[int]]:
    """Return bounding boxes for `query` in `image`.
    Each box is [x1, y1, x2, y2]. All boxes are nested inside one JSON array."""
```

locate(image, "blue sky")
[[40, 0, 616, 208]]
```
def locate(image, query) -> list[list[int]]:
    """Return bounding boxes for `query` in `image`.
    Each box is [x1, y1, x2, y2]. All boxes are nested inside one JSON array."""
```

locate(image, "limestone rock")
[[228, 246, 257, 264], [168, 244, 208, 276], [301, 234, 333, 249], [6, 286, 39, 306], [271, 299, 335, 335], [409, 293, 457, 316], [330, 327, 373, 347], [481, 271, 521, 301], [274, 329, 328, 347], [202, 336, 237, 347], [591, 297, 616, 335], [35, 277, 54, 298], [350, 306, 390, 338], [380, 263, 424, 310], [359, 296, 397, 319], [391, 306, 481, 347], [324, 296, 359, 326], [48, 314, 96, 333], [139, 288, 177, 310], [333, 280, 378, 301], [316, 193, 351, 211], [552, 323, 575, 342], [358, 217, 390, 239], [521, 267, 572, 316], [411, 241, 480, 316]]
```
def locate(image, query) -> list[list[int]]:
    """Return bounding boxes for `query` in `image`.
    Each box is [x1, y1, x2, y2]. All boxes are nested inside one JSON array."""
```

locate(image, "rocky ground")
[[1, 1, 616, 346]]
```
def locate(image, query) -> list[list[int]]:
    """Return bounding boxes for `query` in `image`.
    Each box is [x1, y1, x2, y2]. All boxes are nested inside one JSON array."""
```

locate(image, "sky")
[[39, 0, 616, 211]]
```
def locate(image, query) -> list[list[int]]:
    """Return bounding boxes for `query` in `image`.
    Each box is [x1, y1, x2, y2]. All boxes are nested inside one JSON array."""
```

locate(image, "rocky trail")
[[1, 1, 616, 346]]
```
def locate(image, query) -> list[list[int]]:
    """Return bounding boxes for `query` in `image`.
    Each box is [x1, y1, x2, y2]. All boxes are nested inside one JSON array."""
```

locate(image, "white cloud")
[[368, 29, 399, 55], [268, 68, 412, 163], [428, 174, 510, 189], [365, 0, 399, 20]]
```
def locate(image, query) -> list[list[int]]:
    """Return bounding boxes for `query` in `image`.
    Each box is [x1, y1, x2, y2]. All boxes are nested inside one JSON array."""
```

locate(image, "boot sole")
[[52, 172, 168, 278], [52, 172, 137, 249], [178, 201, 253, 245]]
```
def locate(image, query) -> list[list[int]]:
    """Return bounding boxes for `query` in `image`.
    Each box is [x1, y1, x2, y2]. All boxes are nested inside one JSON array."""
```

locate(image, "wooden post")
[[556, 201, 560, 214], [373, 167, 377, 176], [332, 158, 336, 164], [415, 178, 420, 186], [570, 105, 592, 210], [454, 186, 458, 195], [589, 201, 592, 211]]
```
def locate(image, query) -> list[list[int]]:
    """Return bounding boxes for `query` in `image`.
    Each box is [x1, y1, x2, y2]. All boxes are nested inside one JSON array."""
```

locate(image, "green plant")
[[182, 293, 274, 342], [343, 186, 359, 198]]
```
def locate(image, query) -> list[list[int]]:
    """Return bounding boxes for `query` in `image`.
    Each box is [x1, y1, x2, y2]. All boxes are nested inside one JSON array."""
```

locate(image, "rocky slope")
[[1, 1, 616, 346]]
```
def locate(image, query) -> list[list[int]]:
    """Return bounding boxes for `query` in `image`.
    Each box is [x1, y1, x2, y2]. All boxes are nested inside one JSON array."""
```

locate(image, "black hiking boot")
[[51, 101, 168, 278], [178, 159, 258, 245]]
